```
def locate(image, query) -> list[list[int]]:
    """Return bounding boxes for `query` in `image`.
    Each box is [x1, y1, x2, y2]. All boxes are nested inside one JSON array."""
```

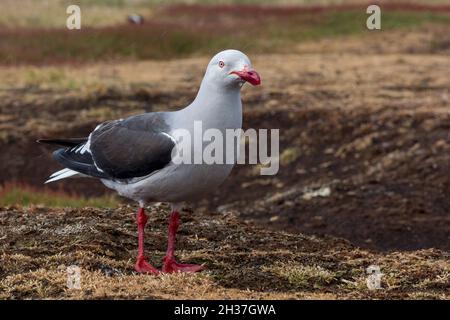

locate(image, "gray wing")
[[52, 113, 175, 180]]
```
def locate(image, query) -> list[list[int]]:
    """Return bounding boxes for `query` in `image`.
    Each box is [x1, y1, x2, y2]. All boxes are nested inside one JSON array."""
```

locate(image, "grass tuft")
[[266, 262, 337, 289]]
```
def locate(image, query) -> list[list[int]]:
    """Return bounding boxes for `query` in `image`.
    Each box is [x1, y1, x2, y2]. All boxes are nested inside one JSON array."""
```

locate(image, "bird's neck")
[[182, 80, 242, 129], [194, 78, 242, 106]]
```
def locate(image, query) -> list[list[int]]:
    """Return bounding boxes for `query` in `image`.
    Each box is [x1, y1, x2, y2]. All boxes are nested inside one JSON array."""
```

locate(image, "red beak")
[[230, 68, 261, 86]]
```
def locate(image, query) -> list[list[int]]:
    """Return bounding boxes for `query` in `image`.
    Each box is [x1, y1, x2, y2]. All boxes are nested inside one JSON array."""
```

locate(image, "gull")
[[38, 50, 261, 274]]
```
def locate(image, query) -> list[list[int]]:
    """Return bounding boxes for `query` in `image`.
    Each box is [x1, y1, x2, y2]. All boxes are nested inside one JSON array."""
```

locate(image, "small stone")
[[270, 215, 280, 222]]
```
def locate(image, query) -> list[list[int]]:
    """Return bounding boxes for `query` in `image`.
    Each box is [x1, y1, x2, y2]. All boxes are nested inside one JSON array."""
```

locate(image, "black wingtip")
[[35, 138, 88, 147], [37, 139, 56, 145]]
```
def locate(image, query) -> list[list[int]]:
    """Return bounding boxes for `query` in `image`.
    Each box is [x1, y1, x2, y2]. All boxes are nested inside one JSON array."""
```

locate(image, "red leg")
[[134, 207, 159, 275], [162, 210, 204, 273]]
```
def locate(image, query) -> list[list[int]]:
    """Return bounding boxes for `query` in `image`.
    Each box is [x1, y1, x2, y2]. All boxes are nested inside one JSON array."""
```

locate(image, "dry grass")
[[266, 263, 337, 289], [0, 184, 118, 208], [1, 0, 426, 29], [0, 0, 157, 28], [1, 0, 448, 29], [0, 205, 448, 299]]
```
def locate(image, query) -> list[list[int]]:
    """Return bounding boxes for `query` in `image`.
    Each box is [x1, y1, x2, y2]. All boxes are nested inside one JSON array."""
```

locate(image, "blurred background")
[[0, 0, 449, 252]]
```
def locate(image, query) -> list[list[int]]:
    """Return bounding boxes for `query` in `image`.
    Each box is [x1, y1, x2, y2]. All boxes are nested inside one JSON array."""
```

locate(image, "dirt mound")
[[0, 205, 448, 299]]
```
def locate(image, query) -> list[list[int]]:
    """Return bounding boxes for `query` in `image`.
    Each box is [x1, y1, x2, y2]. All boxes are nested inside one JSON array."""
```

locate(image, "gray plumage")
[[39, 50, 260, 206]]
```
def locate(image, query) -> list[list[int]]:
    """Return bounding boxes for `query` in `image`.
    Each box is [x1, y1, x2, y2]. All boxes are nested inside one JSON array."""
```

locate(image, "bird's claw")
[[162, 257, 205, 273], [135, 257, 159, 275]]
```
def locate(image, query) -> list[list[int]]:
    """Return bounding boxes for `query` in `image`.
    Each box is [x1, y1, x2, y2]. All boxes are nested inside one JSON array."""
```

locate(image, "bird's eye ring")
[[219, 61, 225, 68]]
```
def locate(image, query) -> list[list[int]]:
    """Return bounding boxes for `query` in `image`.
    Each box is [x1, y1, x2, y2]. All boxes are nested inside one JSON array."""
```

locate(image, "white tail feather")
[[49, 168, 70, 178], [45, 168, 80, 183]]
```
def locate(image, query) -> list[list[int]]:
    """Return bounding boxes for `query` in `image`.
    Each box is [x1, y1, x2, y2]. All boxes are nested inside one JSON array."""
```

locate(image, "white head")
[[202, 49, 261, 91]]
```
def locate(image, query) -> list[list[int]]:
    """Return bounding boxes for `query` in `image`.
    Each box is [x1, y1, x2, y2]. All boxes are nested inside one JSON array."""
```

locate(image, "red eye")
[[219, 61, 225, 68]]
